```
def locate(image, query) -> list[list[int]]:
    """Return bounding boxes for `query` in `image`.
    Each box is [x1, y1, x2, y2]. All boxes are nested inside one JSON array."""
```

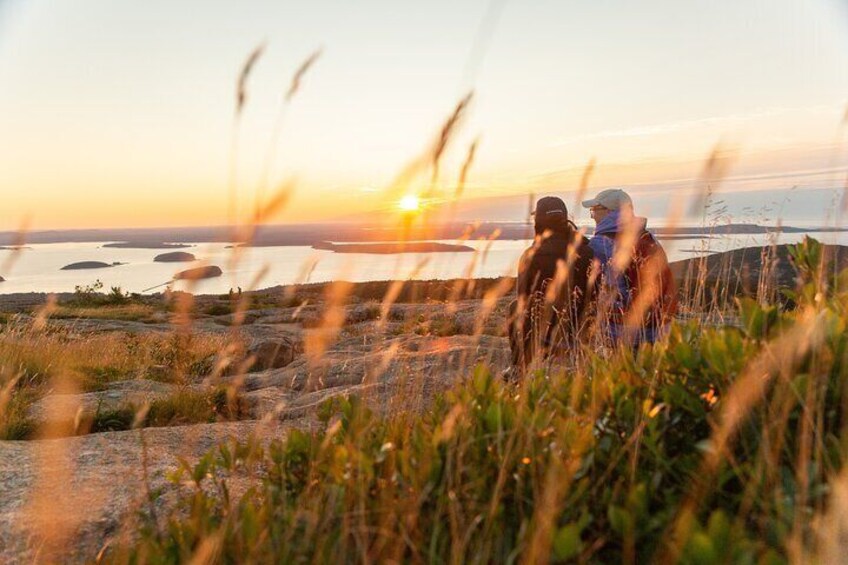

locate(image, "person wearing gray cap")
[[581, 189, 677, 346], [506, 196, 596, 378]]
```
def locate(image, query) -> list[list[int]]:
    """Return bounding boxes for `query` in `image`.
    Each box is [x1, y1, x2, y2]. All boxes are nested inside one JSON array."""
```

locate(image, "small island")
[[174, 265, 223, 280], [154, 251, 196, 263], [0, 246, 31, 250], [60, 261, 124, 270], [653, 235, 709, 241], [103, 242, 191, 249], [312, 241, 474, 254]]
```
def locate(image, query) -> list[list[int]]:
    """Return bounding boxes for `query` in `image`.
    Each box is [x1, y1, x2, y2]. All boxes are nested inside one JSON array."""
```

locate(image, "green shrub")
[[106, 242, 848, 562], [89, 406, 136, 433], [69, 280, 133, 307], [73, 388, 244, 436], [204, 302, 233, 316]]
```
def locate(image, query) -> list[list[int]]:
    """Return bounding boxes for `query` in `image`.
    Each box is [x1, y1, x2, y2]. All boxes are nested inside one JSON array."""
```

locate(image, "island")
[[653, 235, 709, 241], [60, 261, 124, 270], [312, 241, 474, 254], [103, 242, 191, 249], [154, 251, 196, 263], [174, 265, 223, 280], [671, 243, 848, 293]]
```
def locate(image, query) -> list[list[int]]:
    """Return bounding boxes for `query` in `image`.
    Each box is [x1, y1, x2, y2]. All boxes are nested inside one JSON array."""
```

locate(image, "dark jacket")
[[511, 230, 595, 367]]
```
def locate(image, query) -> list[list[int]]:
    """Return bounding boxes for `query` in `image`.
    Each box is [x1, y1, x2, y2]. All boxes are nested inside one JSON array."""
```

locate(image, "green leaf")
[[553, 523, 582, 560], [484, 404, 502, 433], [687, 532, 718, 565], [608, 504, 630, 536], [706, 511, 730, 556]]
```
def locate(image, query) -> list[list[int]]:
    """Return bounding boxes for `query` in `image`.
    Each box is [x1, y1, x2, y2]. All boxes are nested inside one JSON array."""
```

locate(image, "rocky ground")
[[0, 283, 512, 562]]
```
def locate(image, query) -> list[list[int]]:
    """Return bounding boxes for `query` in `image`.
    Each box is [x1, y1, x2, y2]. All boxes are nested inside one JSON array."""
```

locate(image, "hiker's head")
[[532, 196, 571, 236], [581, 189, 633, 224]]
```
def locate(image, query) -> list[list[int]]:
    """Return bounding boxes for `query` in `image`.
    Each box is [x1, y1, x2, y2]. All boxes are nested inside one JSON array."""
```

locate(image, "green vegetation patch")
[[105, 238, 848, 563]]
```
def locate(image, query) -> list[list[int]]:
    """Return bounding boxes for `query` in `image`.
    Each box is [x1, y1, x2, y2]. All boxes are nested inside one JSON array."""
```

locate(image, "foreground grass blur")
[[92, 238, 848, 563]]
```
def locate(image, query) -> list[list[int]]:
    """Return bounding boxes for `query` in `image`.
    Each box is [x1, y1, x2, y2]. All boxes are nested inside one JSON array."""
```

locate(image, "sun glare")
[[398, 194, 421, 212]]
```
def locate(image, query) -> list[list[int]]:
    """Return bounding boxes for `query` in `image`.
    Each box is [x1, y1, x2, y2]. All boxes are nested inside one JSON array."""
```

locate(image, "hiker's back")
[[511, 232, 594, 369], [627, 230, 677, 330]]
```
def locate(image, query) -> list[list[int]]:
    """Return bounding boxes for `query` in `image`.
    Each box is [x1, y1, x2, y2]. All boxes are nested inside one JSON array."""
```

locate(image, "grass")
[[0, 329, 237, 440], [51, 303, 158, 322], [84, 387, 244, 433], [95, 237, 848, 563], [0, 387, 38, 440], [3, 388, 244, 440], [0, 329, 229, 386]]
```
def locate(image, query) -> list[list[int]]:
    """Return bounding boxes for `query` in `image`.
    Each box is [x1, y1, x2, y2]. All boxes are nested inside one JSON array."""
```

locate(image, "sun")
[[398, 194, 421, 212]]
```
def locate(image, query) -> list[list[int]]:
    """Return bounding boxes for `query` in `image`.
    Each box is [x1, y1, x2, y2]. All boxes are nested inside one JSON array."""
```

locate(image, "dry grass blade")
[[239, 179, 297, 246], [688, 141, 737, 216], [363, 342, 401, 384], [257, 49, 321, 205], [455, 137, 480, 201], [432, 92, 473, 185], [255, 179, 295, 224], [378, 257, 430, 327], [0, 374, 21, 424], [480, 227, 502, 266], [572, 157, 596, 219], [230, 41, 266, 230], [305, 280, 353, 367], [387, 92, 474, 199], [236, 42, 266, 116], [473, 275, 513, 335], [32, 294, 57, 332], [447, 248, 481, 310], [26, 365, 85, 560], [0, 217, 31, 277], [544, 229, 585, 305], [459, 0, 507, 86], [815, 469, 848, 561], [231, 179, 295, 284], [610, 216, 640, 275], [433, 404, 465, 444], [284, 255, 321, 302], [188, 532, 223, 565], [285, 48, 323, 102], [841, 172, 848, 213]]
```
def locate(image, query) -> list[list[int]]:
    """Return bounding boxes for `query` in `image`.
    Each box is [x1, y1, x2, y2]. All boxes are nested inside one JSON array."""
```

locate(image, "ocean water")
[[1, 231, 848, 295]]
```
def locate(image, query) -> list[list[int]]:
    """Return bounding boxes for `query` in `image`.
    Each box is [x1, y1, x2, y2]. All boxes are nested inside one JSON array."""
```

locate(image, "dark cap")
[[532, 196, 568, 218]]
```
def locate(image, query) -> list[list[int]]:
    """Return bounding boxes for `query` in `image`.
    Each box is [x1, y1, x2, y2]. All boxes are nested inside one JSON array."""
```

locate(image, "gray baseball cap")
[[581, 188, 633, 211]]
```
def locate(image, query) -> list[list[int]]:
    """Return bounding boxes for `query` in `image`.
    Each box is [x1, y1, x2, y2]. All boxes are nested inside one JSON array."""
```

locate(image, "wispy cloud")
[[549, 104, 839, 148]]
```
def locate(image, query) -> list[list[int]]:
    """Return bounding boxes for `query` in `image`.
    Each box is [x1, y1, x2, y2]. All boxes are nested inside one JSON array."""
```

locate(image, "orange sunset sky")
[[1, 0, 847, 230]]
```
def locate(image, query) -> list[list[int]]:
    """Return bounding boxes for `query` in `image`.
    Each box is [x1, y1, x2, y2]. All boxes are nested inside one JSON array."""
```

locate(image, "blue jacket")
[[588, 210, 648, 316]]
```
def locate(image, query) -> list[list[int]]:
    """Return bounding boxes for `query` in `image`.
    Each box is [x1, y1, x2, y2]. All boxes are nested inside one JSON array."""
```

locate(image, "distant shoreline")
[[102, 242, 192, 249], [1, 222, 845, 247], [2, 242, 846, 309], [311, 241, 474, 254]]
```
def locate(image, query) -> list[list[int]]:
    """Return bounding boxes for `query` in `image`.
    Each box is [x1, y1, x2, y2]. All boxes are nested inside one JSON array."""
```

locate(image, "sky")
[[0, 0, 847, 230]]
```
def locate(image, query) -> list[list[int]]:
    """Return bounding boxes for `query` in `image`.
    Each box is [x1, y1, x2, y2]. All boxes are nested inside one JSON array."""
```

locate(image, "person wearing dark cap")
[[507, 196, 596, 377]]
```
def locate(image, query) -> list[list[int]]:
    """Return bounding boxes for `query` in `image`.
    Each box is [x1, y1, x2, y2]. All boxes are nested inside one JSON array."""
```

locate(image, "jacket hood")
[[593, 210, 647, 236]]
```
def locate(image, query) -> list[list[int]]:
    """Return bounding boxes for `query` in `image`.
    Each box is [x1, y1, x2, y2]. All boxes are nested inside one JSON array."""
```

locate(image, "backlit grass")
[[101, 238, 848, 563]]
